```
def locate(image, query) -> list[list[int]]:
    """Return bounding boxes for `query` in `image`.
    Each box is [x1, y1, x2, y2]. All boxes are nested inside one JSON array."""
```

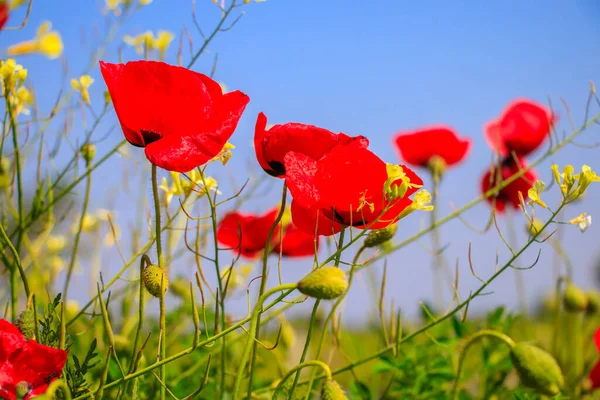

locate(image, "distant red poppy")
[[393, 126, 471, 169], [285, 140, 423, 233], [588, 327, 600, 390], [273, 221, 318, 258], [254, 112, 368, 177], [480, 156, 537, 213], [484, 99, 556, 158], [0, 319, 68, 400], [216, 209, 279, 258], [0, 2, 9, 30], [100, 60, 249, 173]]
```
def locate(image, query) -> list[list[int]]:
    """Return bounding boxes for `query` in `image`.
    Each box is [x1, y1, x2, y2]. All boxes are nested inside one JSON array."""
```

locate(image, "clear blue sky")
[[3, 1, 600, 321]]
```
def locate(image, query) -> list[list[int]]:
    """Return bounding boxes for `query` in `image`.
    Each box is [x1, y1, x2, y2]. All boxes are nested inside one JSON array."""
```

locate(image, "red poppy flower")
[[216, 208, 279, 258], [393, 126, 471, 169], [254, 112, 369, 177], [484, 99, 556, 158], [285, 139, 423, 234], [272, 221, 318, 258], [0, 2, 9, 30], [100, 60, 250, 173], [0, 319, 68, 400], [480, 156, 537, 213], [290, 200, 343, 237], [588, 327, 600, 390]]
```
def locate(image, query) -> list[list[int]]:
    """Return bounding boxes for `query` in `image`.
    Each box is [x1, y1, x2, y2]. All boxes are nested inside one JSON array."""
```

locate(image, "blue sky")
[[3, 1, 600, 321]]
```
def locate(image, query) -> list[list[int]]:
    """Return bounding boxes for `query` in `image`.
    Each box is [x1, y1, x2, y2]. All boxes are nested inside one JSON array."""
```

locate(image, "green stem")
[[452, 330, 515, 399], [232, 283, 298, 400], [430, 175, 446, 310], [151, 164, 166, 400], [60, 159, 92, 349], [273, 361, 332, 399], [0, 223, 29, 310], [246, 182, 288, 398]]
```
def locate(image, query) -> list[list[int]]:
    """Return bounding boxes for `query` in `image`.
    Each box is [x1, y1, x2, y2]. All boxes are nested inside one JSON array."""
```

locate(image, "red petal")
[[216, 209, 279, 258], [273, 223, 318, 257], [590, 361, 600, 390], [0, 3, 9, 31], [254, 112, 274, 176], [291, 200, 342, 237], [481, 157, 537, 213], [11, 341, 67, 390], [594, 327, 600, 353], [393, 126, 471, 167], [145, 90, 249, 172], [484, 99, 556, 157], [283, 152, 320, 209], [0, 319, 26, 362]]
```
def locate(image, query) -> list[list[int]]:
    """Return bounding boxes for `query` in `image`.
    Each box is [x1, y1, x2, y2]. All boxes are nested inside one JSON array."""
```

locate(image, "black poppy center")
[[140, 129, 163, 146], [267, 161, 286, 177]]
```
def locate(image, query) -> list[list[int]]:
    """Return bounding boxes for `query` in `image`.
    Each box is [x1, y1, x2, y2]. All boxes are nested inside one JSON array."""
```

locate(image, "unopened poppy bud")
[[142, 264, 169, 298], [427, 155, 447, 181], [321, 379, 348, 400], [587, 290, 600, 315], [16, 308, 36, 340], [297, 267, 347, 300], [80, 143, 96, 163], [364, 224, 397, 248], [510, 343, 564, 396], [15, 381, 30, 399], [563, 283, 588, 312]]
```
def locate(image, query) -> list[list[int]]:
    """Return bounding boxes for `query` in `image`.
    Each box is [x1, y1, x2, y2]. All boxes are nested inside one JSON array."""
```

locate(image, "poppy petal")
[[273, 223, 318, 257], [0, 319, 26, 361], [290, 200, 342, 237], [216, 209, 278, 258], [394, 126, 471, 167], [11, 341, 67, 389], [481, 157, 537, 213], [283, 152, 320, 209]]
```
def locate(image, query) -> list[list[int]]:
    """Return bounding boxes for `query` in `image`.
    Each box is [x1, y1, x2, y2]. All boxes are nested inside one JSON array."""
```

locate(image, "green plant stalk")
[[302, 235, 361, 400], [60, 159, 92, 349], [128, 254, 149, 373], [429, 176, 448, 310], [232, 283, 298, 399], [255, 202, 565, 396], [565, 310, 583, 391], [151, 164, 166, 400], [200, 171, 228, 398], [273, 361, 332, 399], [246, 182, 288, 398], [451, 330, 516, 399]]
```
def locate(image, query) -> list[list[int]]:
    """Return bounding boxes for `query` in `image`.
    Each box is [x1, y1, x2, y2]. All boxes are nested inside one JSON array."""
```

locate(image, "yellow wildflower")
[[212, 142, 235, 165], [527, 180, 547, 209], [71, 75, 94, 106], [123, 31, 154, 54], [46, 235, 67, 254], [397, 189, 434, 220], [569, 213, 592, 233], [8, 21, 64, 59], [10, 0, 29, 9], [153, 30, 174, 61], [384, 163, 422, 201]]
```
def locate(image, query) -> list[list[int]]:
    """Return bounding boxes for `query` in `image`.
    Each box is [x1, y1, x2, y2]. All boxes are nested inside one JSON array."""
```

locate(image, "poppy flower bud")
[[427, 155, 447, 181], [297, 267, 347, 300], [563, 283, 588, 313], [321, 379, 348, 400], [364, 224, 397, 248], [587, 290, 600, 315], [16, 308, 35, 340], [510, 342, 564, 396], [80, 143, 96, 163], [15, 381, 30, 399], [142, 264, 169, 298]]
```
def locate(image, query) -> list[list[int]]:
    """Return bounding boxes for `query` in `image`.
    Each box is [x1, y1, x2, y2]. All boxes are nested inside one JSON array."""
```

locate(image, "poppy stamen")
[[140, 129, 163, 145]]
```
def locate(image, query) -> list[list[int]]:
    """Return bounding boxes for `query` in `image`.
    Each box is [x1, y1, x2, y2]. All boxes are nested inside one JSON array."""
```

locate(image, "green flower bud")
[[15, 381, 30, 400], [587, 290, 600, 315], [510, 343, 564, 396], [0, 158, 10, 190], [80, 143, 96, 164], [563, 283, 588, 312], [297, 267, 347, 300], [321, 379, 348, 400], [16, 309, 35, 340], [427, 155, 447, 181], [364, 224, 397, 248], [142, 264, 169, 298]]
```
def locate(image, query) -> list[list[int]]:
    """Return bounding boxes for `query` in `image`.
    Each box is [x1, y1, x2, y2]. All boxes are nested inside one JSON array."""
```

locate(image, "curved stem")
[[273, 361, 332, 399], [246, 182, 287, 398], [452, 330, 515, 399], [233, 283, 298, 400], [151, 164, 166, 400]]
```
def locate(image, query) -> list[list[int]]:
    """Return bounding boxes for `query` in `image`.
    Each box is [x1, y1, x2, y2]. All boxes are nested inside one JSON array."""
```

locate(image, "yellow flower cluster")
[[551, 164, 600, 203], [0, 59, 34, 116], [71, 75, 94, 106], [159, 170, 219, 206], [7, 21, 63, 59], [106, 0, 152, 16], [124, 30, 174, 60]]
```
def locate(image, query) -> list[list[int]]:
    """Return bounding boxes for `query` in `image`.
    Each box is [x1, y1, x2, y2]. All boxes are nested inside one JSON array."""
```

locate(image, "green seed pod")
[[80, 143, 96, 164], [297, 267, 347, 300], [321, 379, 348, 400], [0, 158, 10, 190], [15, 381, 30, 400], [563, 283, 588, 312], [142, 264, 169, 298], [364, 224, 397, 248], [510, 342, 564, 396], [16, 309, 35, 340], [586, 290, 600, 315]]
